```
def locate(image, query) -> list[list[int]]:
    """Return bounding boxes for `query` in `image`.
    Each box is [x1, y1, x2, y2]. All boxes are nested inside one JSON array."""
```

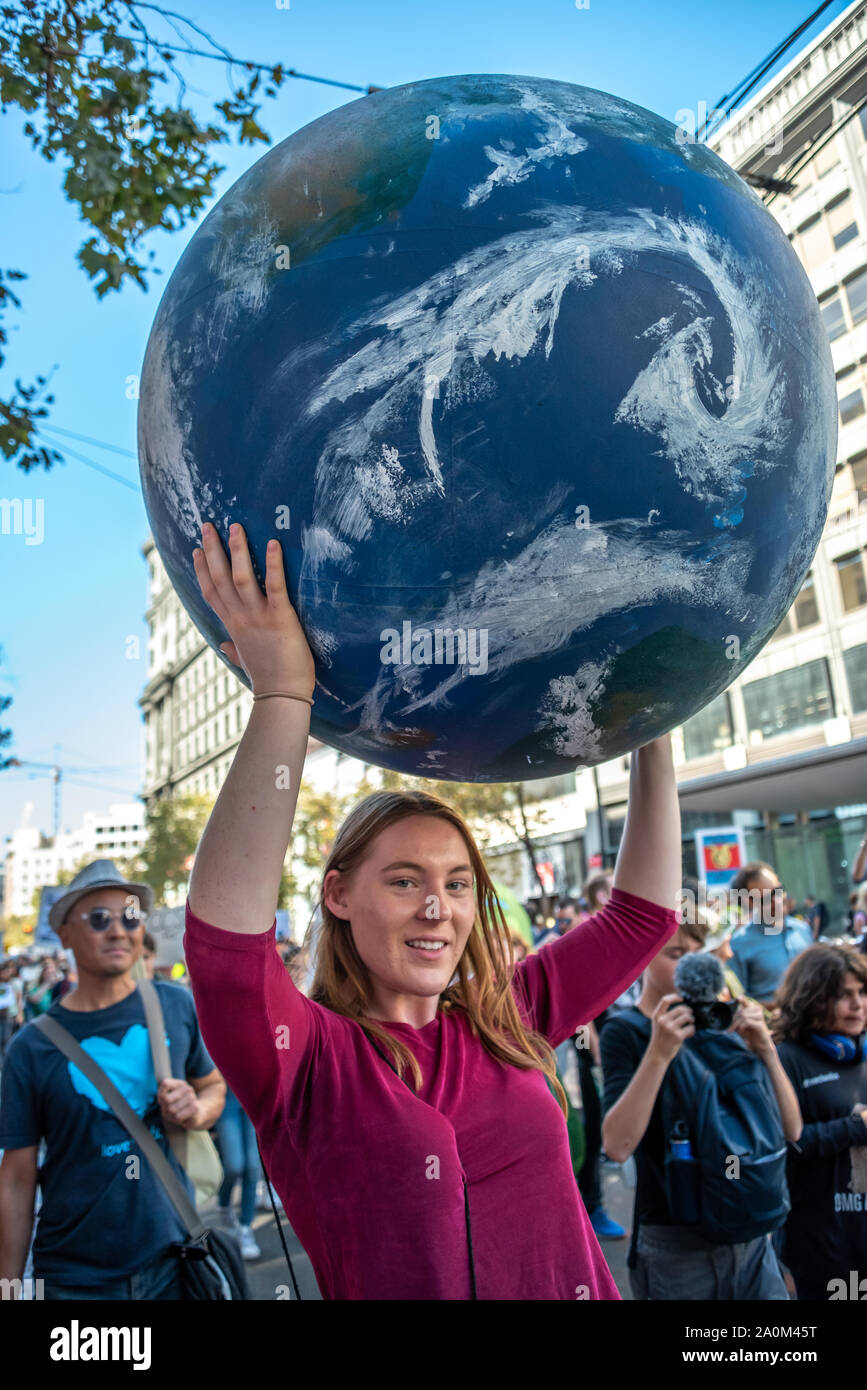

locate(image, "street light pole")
[[592, 765, 608, 869]]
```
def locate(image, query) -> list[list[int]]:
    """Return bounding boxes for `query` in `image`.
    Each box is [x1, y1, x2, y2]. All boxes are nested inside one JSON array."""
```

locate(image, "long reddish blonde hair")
[[306, 789, 568, 1116]]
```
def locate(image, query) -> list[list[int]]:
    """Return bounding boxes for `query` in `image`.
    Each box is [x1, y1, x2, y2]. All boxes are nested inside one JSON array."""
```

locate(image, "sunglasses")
[[76, 907, 144, 933]]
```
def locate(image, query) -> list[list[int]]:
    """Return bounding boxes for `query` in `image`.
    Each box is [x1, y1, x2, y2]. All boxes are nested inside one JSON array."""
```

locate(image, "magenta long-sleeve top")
[[184, 886, 677, 1300]]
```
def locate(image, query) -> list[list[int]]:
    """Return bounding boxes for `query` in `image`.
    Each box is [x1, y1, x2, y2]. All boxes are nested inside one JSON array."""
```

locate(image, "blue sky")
[[0, 0, 854, 842]]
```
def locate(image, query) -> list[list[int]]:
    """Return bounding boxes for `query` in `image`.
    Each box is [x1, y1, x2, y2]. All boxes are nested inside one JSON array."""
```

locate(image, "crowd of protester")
[[0, 838, 865, 1300], [6, 444, 867, 1304], [0, 950, 78, 1062], [523, 857, 867, 1300]]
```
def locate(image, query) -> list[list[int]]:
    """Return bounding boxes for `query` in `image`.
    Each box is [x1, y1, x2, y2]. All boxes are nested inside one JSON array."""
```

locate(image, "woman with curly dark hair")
[[774, 945, 867, 1300]]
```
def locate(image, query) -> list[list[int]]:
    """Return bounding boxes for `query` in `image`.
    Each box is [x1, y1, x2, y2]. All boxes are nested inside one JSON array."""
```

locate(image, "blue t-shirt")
[[729, 916, 813, 1003], [0, 981, 214, 1284]]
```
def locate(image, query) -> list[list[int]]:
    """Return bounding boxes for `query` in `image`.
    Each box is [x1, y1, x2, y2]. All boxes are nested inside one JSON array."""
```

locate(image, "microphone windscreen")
[[674, 951, 724, 1002]]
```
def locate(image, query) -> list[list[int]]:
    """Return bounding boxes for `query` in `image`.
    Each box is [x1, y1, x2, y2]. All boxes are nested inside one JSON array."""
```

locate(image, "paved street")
[[597, 1158, 636, 1299], [204, 1197, 323, 1300]]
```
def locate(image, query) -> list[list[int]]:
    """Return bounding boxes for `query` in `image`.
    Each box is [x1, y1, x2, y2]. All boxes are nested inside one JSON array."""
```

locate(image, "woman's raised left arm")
[[511, 735, 681, 1047], [612, 734, 681, 913]]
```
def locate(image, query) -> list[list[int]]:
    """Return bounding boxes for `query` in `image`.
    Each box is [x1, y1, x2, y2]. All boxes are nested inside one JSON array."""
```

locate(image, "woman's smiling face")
[[322, 815, 479, 1026]]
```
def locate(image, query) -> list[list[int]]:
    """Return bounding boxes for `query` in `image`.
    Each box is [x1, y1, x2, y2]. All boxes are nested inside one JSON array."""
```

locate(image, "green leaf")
[[239, 113, 269, 145]]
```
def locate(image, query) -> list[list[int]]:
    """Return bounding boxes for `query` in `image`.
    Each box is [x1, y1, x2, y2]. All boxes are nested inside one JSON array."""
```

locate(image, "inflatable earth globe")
[[138, 73, 837, 782]]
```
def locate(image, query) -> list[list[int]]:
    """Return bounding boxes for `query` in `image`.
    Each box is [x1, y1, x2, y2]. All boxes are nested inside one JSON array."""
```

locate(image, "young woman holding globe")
[[184, 519, 681, 1300]]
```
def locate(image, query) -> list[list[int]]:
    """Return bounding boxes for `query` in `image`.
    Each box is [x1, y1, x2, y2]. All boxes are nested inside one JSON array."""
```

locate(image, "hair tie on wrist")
[[253, 691, 314, 707]]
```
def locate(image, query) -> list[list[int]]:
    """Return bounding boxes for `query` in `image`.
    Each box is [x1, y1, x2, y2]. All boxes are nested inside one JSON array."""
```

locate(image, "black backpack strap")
[[33, 1013, 204, 1240]]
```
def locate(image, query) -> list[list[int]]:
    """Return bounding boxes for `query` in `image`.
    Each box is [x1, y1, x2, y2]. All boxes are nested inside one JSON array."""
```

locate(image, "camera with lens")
[[671, 953, 739, 1032], [671, 994, 738, 1032]]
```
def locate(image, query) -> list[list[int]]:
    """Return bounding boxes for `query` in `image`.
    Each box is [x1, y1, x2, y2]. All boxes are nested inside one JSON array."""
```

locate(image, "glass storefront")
[[843, 642, 867, 712], [742, 658, 834, 740], [743, 814, 864, 937], [679, 808, 864, 936], [482, 800, 865, 937], [681, 692, 734, 760]]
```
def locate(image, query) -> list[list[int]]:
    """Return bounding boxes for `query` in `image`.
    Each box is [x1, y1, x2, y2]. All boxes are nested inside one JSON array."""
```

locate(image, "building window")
[[840, 388, 866, 426], [774, 572, 820, 636], [742, 658, 834, 740], [681, 692, 734, 761], [827, 191, 858, 252], [793, 572, 820, 628], [851, 451, 867, 504], [796, 214, 832, 268], [843, 643, 867, 713], [834, 222, 859, 251], [814, 138, 840, 178], [845, 268, 867, 326], [820, 292, 847, 341], [835, 550, 867, 611]]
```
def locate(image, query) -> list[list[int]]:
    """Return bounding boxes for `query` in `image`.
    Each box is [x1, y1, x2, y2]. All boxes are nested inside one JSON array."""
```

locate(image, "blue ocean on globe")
[[138, 74, 837, 782]]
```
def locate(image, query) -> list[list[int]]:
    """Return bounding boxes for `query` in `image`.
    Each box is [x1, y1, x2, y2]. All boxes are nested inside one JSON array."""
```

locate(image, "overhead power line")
[[699, 0, 838, 142], [762, 96, 867, 205], [691, 2, 861, 202], [40, 425, 138, 460], [37, 428, 139, 492], [124, 0, 381, 92], [119, 33, 382, 95]]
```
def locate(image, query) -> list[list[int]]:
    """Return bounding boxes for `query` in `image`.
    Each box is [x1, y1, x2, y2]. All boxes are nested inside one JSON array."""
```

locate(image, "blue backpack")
[[620, 1008, 790, 1245]]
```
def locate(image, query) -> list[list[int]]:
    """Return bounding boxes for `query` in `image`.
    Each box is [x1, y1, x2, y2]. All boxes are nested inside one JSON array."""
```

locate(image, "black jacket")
[[776, 1039, 867, 1290]]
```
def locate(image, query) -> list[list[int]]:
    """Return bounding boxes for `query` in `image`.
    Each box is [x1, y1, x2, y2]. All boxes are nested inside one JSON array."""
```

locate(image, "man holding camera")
[[600, 906, 802, 1299]]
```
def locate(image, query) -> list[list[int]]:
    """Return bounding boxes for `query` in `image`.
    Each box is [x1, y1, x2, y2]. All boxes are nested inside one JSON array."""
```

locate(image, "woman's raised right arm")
[[186, 520, 316, 935]]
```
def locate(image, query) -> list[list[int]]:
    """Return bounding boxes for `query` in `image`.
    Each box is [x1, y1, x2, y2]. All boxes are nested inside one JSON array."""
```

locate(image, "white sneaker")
[[255, 1180, 281, 1211], [256, 1180, 284, 1214], [239, 1224, 261, 1260]]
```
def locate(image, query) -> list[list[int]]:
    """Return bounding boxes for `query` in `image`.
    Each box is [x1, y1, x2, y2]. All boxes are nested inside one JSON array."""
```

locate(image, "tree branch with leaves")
[[0, 0, 301, 469]]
